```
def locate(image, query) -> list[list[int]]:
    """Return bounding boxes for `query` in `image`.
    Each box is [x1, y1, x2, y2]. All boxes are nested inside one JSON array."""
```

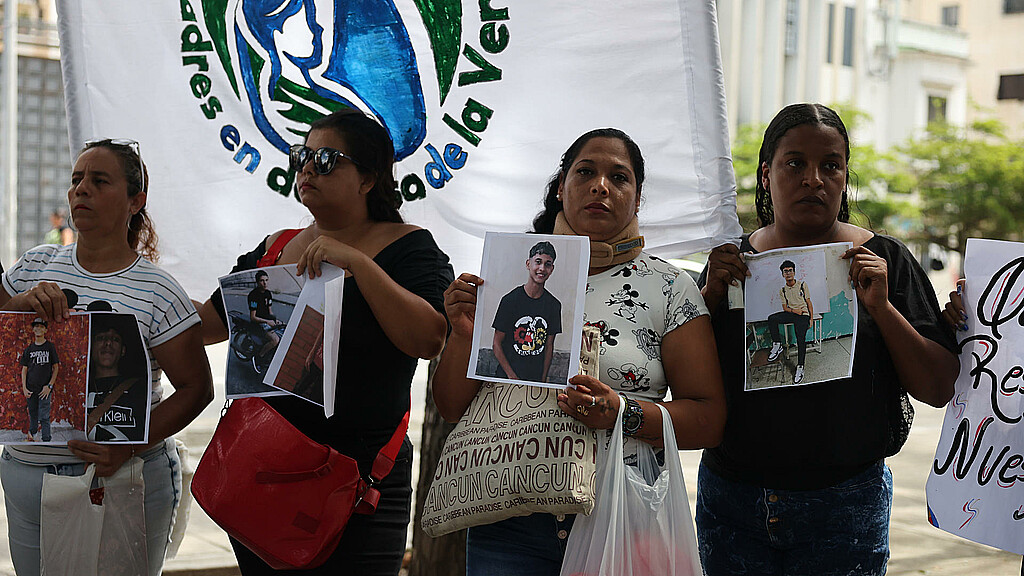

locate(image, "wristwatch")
[[620, 394, 644, 437]]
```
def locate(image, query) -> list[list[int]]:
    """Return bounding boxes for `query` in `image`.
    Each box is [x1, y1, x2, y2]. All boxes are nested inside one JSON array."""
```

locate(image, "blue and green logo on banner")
[[179, 0, 508, 200]]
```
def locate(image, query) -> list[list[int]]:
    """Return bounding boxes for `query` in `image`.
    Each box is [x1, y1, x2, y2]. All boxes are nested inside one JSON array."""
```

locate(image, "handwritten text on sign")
[[927, 238, 1024, 554]]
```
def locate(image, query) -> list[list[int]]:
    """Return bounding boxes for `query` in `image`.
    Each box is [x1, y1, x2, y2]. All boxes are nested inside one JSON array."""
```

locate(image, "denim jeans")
[[696, 460, 892, 576], [0, 438, 181, 576], [26, 395, 51, 441], [466, 513, 577, 576], [768, 311, 810, 365]]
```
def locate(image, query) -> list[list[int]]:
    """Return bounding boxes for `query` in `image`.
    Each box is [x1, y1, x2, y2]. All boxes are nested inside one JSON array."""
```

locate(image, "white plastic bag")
[[41, 464, 103, 576], [166, 438, 193, 559], [97, 458, 148, 576], [40, 460, 148, 576], [560, 403, 702, 576]]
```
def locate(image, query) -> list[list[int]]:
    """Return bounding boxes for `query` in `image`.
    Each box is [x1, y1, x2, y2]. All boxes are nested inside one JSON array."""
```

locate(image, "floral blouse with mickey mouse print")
[[584, 252, 708, 403]]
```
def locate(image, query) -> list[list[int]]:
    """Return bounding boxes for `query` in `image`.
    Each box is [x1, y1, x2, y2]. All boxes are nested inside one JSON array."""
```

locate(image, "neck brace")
[[552, 211, 644, 268]]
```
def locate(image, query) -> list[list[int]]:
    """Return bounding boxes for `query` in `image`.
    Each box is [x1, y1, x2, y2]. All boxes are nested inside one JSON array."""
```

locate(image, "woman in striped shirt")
[[0, 139, 214, 576]]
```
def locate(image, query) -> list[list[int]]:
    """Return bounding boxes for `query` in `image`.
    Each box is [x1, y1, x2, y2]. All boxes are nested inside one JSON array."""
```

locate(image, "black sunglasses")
[[288, 145, 361, 175]]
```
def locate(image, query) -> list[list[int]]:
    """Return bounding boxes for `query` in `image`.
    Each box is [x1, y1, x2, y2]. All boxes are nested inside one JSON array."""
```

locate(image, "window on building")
[[998, 74, 1024, 100], [16, 0, 44, 20], [1005, 0, 1024, 14], [842, 6, 855, 67], [928, 95, 948, 123], [826, 3, 835, 63], [941, 5, 959, 27], [785, 0, 800, 55]]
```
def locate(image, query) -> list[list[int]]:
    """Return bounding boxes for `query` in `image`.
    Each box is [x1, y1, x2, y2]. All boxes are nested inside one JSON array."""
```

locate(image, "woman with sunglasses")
[[198, 108, 453, 575], [0, 139, 214, 576]]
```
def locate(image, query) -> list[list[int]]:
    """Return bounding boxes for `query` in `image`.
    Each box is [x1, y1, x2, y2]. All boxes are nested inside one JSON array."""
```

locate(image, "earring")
[[556, 194, 562, 202]]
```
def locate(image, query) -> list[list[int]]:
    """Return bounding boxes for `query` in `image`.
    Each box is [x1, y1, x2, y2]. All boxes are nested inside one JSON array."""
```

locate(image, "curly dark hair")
[[531, 128, 645, 234], [754, 103, 851, 228], [307, 109, 403, 223], [80, 139, 158, 262]]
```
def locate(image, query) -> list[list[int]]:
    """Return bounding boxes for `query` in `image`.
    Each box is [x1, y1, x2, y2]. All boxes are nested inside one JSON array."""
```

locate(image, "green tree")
[[844, 142, 917, 234], [730, 122, 763, 231], [888, 120, 1024, 256]]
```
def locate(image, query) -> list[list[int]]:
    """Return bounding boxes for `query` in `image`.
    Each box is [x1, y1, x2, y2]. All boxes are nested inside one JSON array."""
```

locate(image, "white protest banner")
[[56, 0, 740, 296], [926, 238, 1024, 555]]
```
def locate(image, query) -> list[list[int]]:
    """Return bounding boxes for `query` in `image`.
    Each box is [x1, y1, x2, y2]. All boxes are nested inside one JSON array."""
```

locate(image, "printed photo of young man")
[[21, 317, 60, 442], [766, 260, 814, 384], [743, 244, 856, 391], [249, 269, 284, 372], [469, 233, 589, 389], [491, 241, 564, 383], [86, 315, 151, 443]]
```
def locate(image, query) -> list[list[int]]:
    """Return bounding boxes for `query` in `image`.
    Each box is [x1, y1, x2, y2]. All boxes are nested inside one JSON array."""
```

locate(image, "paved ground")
[[0, 346, 1019, 575], [747, 335, 854, 390]]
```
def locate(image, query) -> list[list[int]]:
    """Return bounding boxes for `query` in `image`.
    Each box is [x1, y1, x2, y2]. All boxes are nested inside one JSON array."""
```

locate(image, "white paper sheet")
[[926, 238, 1024, 554]]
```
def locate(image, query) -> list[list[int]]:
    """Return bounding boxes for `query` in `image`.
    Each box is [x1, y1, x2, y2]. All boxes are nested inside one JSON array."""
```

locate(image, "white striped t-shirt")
[[3, 244, 199, 462]]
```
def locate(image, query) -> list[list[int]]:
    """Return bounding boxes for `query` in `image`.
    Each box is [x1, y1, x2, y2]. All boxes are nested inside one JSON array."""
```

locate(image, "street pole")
[[2, 0, 18, 266]]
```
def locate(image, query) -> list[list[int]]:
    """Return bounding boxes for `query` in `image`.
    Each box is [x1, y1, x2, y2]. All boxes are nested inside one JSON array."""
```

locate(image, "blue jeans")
[[26, 395, 51, 441], [768, 311, 810, 365], [696, 461, 892, 576], [466, 513, 576, 576], [0, 438, 181, 576]]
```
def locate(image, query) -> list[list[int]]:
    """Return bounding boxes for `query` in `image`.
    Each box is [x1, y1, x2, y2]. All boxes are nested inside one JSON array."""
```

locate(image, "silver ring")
[[590, 395, 597, 407]]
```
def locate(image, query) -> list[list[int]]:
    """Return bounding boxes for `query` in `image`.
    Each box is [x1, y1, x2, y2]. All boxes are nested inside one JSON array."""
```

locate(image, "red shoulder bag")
[[192, 398, 409, 569]]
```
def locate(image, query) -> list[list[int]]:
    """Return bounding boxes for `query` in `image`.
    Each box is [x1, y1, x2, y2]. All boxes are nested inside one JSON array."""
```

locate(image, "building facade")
[[901, 0, 1024, 139], [0, 0, 73, 257], [717, 0, 972, 148]]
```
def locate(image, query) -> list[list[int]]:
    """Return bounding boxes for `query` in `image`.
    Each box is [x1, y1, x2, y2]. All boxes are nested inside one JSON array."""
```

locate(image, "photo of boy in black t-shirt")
[[248, 269, 283, 367], [20, 317, 60, 442], [491, 241, 564, 382]]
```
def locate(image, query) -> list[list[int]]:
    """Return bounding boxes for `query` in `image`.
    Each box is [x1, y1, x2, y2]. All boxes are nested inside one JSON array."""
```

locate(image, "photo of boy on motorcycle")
[[249, 270, 283, 372], [219, 265, 301, 397]]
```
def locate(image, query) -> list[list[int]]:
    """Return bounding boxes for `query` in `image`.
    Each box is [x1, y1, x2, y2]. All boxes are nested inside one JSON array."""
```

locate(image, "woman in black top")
[[199, 109, 453, 575], [696, 103, 959, 575]]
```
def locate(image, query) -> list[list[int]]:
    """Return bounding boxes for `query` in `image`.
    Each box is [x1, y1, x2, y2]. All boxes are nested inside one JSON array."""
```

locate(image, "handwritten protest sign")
[[926, 238, 1024, 554]]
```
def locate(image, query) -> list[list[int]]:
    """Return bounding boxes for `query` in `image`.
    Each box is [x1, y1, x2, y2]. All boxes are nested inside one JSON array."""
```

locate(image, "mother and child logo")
[[180, 0, 507, 199], [218, 0, 428, 157]]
